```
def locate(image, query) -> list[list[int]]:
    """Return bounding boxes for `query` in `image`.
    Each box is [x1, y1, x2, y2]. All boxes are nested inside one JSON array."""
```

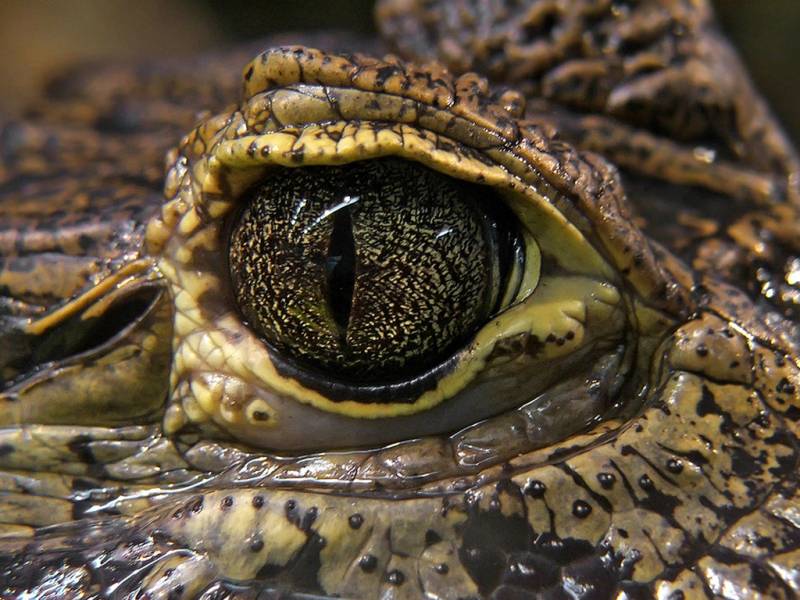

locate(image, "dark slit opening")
[[326, 206, 356, 333]]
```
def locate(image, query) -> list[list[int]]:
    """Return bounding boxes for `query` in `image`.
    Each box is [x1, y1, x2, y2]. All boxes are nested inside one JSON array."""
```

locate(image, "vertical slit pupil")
[[326, 206, 356, 333]]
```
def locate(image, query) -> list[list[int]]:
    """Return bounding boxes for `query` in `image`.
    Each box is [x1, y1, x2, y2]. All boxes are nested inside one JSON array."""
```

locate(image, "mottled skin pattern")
[[0, 2, 799, 599]]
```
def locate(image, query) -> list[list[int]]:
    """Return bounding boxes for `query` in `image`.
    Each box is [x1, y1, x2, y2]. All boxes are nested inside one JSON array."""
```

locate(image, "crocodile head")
[[1, 3, 799, 598]]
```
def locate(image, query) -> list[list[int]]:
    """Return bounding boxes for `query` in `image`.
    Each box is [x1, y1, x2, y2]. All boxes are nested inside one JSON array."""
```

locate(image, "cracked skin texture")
[[1, 2, 800, 598]]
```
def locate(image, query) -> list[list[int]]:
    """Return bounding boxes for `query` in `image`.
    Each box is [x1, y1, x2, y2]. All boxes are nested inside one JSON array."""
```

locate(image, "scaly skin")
[[0, 3, 799, 598]]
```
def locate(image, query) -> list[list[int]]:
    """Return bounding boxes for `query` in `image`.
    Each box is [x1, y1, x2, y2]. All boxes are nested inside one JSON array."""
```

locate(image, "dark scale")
[[425, 529, 442, 546], [572, 500, 593, 518], [524, 480, 547, 498], [386, 570, 406, 585], [358, 554, 378, 573], [348, 514, 364, 529], [597, 472, 616, 489], [189, 497, 204, 514], [249, 537, 264, 553], [666, 459, 684, 474]]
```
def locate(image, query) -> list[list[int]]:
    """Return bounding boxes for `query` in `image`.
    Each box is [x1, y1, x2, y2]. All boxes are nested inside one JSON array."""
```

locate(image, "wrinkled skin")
[[1, 2, 800, 598]]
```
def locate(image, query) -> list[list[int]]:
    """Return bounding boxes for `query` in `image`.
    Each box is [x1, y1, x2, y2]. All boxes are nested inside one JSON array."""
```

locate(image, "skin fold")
[[0, 2, 799, 598]]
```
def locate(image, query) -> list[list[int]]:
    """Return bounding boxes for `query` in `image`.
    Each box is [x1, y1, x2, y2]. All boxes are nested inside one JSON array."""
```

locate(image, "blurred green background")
[[0, 1, 797, 143]]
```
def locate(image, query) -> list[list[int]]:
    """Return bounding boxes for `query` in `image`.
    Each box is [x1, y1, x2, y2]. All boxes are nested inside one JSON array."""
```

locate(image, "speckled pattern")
[[0, 3, 799, 599]]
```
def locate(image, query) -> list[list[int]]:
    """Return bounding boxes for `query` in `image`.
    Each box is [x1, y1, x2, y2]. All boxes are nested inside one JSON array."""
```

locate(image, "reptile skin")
[[1, 1, 799, 598]]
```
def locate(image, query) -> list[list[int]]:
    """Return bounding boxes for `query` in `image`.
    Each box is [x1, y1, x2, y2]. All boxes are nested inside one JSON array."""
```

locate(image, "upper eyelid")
[[156, 47, 687, 320]]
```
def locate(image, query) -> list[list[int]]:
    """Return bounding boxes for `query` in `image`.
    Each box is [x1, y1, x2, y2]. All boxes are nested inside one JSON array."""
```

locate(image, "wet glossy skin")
[[0, 1, 799, 598]]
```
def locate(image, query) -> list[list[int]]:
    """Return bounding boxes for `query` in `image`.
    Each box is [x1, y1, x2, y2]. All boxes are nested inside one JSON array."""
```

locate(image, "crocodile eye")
[[150, 48, 670, 451], [228, 159, 525, 382]]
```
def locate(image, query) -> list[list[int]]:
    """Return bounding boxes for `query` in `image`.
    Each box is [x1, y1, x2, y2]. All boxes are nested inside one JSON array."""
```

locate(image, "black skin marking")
[[301, 507, 318, 531], [525, 334, 543, 356], [255, 532, 326, 594], [729, 446, 764, 479], [348, 514, 363, 529], [358, 554, 378, 573], [458, 490, 535, 595], [252, 495, 264, 509], [386, 570, 405, 585], [572, 500, 592, 518], [501, 554, 560, 591], [777, 377, 796, 395], [67, 435, 105, 479], [189, 496, 204, 514], [78, 233, 95, 252], [597, 472, 616, 489], [374, 66, 400, 87], [220, 496, 234, 510], [250, 536, 265, 553], [425, 529, 442, 546], [524, 480, 546, 498], [562, 464, 613, 513], [696, 385, 722, 418], [666, 459, 684, 474]]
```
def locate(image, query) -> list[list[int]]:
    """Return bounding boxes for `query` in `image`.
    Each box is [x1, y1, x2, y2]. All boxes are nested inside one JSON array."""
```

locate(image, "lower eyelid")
[[166, 272, 625, 450], [167, 340, 630, 486]]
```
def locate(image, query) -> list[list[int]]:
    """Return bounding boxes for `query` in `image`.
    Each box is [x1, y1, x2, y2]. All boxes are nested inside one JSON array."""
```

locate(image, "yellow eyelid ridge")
[[210, 123, 616, 282]]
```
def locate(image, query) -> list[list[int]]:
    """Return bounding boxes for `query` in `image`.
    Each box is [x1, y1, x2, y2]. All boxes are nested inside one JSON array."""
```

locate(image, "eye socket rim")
[[155, 116, 639, 431], [225, 158, 534, 396]]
